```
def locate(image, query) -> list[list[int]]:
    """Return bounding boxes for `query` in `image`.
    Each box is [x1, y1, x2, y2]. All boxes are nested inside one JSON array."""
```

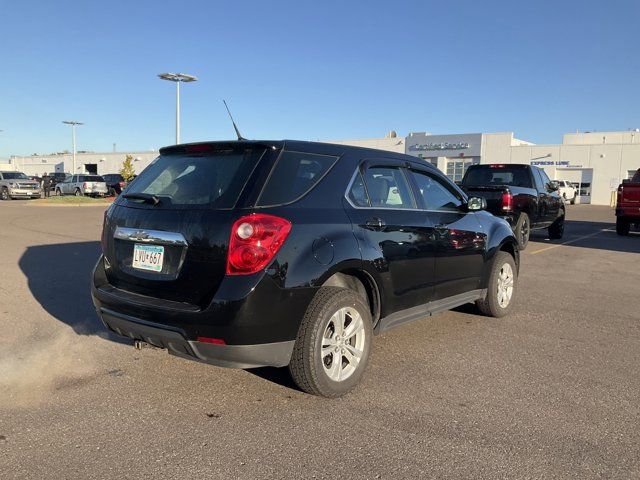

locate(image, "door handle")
[[365, 217, 386, 229]]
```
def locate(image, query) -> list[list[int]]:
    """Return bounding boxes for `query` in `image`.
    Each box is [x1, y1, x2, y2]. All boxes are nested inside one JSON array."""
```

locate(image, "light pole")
[[158, 73, 198, 144], [62, 121, 83, 174]]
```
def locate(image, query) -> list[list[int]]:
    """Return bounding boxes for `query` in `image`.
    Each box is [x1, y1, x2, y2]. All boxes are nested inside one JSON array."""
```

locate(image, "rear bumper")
[[98, 307, 294, 368], [616, 206, 640, 218]]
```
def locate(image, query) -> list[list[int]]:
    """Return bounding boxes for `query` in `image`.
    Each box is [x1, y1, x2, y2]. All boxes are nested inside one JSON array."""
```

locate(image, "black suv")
[[92, 140, 519, 397]]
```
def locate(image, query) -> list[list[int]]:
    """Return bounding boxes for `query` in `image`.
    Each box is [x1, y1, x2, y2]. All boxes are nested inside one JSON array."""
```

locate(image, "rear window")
[[83, 175, 105, 182], [124, 148, 265, 208], [257, 151, 338, 206], [462, 165, 533, 188]]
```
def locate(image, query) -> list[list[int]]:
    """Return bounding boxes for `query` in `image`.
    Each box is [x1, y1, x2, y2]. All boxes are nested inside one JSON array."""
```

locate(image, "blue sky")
[[1, 0, 639, 157]]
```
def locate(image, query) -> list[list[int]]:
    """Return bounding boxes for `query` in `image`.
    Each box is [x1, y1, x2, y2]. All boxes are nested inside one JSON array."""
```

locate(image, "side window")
[[409, 170, 463, 211], [539, 169, 552, 187], [361, 166, 416, 209], [257, 151, 338, 206], [348, 172, 370, 207], [532, 168, 545, 191]]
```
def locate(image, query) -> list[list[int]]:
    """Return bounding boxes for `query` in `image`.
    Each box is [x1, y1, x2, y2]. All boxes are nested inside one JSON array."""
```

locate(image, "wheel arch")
[[320, 269, 381, 328]]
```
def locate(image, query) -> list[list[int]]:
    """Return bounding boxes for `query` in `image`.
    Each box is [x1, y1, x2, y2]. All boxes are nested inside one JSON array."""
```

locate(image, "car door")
[[405, 167, 487, 301], [531, 168, 551, 226], [537, 168, 562, 221], [345, 160, 437, 314]]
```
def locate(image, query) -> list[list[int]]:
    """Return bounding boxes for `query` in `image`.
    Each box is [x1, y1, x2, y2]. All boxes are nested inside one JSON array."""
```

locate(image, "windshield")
[[2, 172, 30, 180], [124, 147, 266, 208], [462, 165, 533, 188]]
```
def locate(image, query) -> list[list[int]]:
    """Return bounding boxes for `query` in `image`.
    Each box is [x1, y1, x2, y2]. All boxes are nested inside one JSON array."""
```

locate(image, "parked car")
[[460, 164, 565, 250], [29, 175, 42, 184], [615, 168, 640, 235], [56, 174, 108, 197], [92, 140, 520, 397], [103, 173, 128, 196], [551, 179, 577, 204], [0, 171, 42, 200], [48, 172, 70, 190]]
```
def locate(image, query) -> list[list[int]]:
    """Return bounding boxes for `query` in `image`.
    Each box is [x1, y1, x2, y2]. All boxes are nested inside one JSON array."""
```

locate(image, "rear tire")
[[570, 196, 576, 205], [0, 187, 10, 201], [548, 214, 565, 240], [476, 251, 517, 318], [289, 287, 372, 398], [616, 217, 631, 236], [514, 213, 530, 250], [56, 188, 63, 196], [74, 188, 82, 197]]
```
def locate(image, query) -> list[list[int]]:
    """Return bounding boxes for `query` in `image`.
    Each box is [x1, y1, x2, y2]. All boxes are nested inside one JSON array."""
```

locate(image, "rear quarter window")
[[257, 151, 338, 206]]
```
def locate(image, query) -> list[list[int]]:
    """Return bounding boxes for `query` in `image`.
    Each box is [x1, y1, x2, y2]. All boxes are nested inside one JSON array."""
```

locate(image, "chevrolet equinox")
[[92, 140, 520, 397]]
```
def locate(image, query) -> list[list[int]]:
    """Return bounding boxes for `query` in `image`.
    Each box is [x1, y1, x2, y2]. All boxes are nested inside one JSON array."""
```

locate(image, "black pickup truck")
[[460, 164, 565, 249]]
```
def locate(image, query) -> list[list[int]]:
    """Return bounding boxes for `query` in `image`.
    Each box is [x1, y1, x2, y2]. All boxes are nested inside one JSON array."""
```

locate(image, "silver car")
[[0, 171, 42, 200], [56, 174, 108, 197]]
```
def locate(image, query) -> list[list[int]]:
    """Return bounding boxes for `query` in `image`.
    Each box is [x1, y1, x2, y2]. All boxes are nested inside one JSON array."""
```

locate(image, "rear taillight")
[[119, 181, 126, 188], [501, 192, 513, 211], [83, 182, 87, 189], [226, 213, 292, 275]]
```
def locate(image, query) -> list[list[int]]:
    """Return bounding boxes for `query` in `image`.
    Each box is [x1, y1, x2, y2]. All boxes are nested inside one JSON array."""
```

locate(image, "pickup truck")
[[551, 179, 577, 204], [616, 168, 640, 235], [460, 164, 565, 249]]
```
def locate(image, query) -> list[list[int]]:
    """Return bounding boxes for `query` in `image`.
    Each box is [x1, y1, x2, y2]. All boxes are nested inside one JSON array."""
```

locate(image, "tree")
[[120, 154, 136, 181]]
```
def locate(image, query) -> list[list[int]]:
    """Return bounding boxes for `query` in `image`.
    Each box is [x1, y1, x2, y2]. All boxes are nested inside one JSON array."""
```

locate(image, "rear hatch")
[[620, 183, 640, 204], [83, 175, 107, 192], [461, 164, 534, 212], [101, 143, 273, 308]]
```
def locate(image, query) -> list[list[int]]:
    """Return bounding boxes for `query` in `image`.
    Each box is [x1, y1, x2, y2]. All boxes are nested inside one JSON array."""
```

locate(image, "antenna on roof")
[[223, 100, 245, 141]]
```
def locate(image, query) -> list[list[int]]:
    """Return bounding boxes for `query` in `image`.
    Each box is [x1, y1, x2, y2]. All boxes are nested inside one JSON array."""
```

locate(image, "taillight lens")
[[226, 213, 291, 275], [83, 182, 87, 189], [119, 181, 126, 188], [501, 192, 513, 211]]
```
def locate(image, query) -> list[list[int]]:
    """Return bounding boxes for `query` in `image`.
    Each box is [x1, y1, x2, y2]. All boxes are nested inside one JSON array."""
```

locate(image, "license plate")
[[132, 244, 164, 272]]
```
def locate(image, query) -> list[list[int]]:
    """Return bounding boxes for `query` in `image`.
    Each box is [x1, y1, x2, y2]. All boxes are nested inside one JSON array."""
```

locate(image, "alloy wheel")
[[321, 307, 366, 382], [496, 263, 514, 308]]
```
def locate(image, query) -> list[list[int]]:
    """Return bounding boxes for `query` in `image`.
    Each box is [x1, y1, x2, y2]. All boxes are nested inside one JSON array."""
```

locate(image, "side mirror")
[[467, 196, 486, 211]]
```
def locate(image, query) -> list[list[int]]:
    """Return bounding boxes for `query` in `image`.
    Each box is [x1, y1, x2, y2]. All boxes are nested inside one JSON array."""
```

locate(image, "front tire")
[[476, 251, 517, 318], [0, 187, 10, 201], [616, 217, 631, 236], [548, 214, 565, 239], [514, 213, 530, 250], [74, 188, 82, 197], [289, 287, 372, 398]]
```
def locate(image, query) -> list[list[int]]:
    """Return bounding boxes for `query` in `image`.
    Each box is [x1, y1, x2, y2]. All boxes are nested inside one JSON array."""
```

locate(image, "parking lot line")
[[529, 229, 609, 255]]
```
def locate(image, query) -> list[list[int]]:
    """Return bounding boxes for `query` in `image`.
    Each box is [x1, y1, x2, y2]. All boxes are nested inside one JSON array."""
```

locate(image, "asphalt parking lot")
[[0, 202, 639, 479]]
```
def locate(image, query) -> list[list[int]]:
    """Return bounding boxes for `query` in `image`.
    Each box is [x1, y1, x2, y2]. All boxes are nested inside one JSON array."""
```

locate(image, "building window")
[[445, 158, 474, 182]]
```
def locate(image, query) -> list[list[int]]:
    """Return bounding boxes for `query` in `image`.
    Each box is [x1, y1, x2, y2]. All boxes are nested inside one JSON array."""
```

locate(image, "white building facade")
[[329, 130, 640, 206], [7, 151, 159, 178]]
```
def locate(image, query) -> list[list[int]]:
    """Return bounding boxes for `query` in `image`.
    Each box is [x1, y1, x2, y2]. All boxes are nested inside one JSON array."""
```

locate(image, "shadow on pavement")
[[528, 219, 640, 254], [18, 241, 127, 343], [18, 241, 302, 391]]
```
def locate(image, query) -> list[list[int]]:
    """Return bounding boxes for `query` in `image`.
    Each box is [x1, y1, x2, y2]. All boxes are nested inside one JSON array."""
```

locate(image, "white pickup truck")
[[551, 180, 577, 204]]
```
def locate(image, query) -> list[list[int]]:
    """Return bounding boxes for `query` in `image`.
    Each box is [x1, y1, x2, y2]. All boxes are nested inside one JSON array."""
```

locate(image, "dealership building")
[[7, 150, 159, 179], [332, 130, 640, 206], [4, 129, 639, 206]]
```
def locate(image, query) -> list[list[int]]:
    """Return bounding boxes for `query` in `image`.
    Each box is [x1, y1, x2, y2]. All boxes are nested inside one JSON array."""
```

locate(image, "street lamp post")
[[62, 121, 84, 174], [158, 73, 198, 144]]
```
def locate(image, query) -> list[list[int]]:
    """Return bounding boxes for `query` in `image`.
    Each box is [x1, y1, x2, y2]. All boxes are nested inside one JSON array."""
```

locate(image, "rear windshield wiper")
[[123, 193, 160, 205]]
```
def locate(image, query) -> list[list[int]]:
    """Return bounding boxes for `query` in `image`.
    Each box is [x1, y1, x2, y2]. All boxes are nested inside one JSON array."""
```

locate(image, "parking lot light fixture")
[[62, 121, 84, 175], [157, 73, 198, 144]]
